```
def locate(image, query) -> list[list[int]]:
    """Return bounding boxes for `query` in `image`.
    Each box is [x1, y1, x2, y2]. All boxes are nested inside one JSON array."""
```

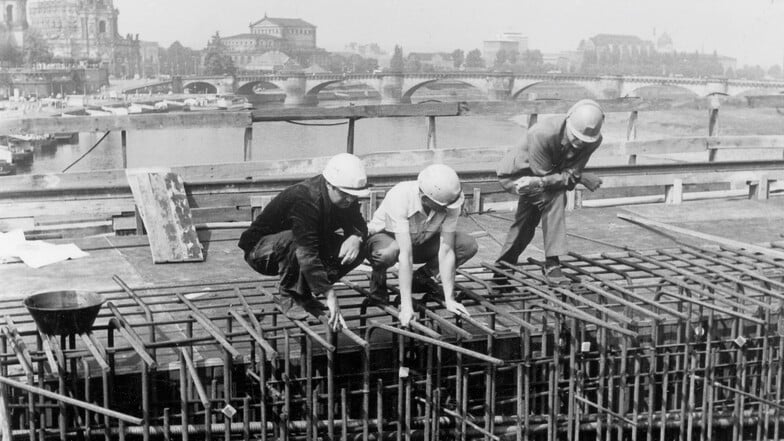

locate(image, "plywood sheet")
[[125, 169, 204, 263]]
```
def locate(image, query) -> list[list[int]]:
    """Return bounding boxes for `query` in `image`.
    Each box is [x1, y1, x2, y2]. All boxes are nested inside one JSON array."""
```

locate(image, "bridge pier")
[[486, 75, 513, 101], [705, 79, 729, 96], [282, 73, 318, 106], [595, 76, 623, 99], [379, 73, 407, 104], [171, 76, 183, 94]]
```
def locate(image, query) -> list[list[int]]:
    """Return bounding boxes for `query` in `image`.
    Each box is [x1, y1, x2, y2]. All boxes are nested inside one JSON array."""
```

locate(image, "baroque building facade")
[[0, 0, 28, 46], [221, 14, 327, 71], [26, 0, 142, 77]]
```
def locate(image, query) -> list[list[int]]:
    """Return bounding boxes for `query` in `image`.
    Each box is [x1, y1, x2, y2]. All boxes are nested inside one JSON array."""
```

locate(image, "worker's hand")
[[338, 235, 363, 265], [513, 176, 544, 196], [444, 299, 470, 317], [398, 303, 415, 327], [580, 173, 603, 191], [326, 290, 346, 332]]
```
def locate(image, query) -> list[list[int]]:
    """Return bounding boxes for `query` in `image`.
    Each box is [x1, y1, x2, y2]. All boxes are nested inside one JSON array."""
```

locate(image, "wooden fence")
[[1, 96, 784, 237]]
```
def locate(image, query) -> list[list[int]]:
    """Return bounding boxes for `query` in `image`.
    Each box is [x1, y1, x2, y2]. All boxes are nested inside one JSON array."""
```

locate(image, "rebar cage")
[[2, 243, 784, 441]]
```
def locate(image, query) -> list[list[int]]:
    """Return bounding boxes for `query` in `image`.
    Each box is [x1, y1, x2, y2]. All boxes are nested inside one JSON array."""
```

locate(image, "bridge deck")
[[3, 196, 782, 297]]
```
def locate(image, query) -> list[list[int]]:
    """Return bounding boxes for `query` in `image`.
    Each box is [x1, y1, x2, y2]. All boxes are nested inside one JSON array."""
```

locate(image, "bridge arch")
[[624, 84, 700, 99], [236, 80, 282, 95], [183, 81, 218, 94], [401, 79, 485, 102], [304, 79, 347, 99], [400, 79, 439, 102], [511, 81, 600, 100]]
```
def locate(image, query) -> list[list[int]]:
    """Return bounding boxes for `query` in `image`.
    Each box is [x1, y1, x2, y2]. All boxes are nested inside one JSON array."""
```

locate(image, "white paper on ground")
[[0, 230, 89, 268], [0, 230, 26, 264]]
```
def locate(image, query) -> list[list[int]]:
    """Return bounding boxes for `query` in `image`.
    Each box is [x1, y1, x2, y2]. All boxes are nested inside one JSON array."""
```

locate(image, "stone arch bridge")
[[123, 72, 784, 106]]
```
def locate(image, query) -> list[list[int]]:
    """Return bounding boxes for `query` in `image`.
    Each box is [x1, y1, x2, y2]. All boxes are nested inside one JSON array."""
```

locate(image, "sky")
[[114, 0, 784, 68]]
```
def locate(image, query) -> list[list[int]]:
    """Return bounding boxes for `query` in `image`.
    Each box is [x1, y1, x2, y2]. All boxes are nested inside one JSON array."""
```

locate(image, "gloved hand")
[[580, 173, 603, 191], [513, 176, 544, 196]]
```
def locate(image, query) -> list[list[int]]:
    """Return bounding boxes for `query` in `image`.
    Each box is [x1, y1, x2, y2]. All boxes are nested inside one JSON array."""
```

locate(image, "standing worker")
[[238, 153, 370, 330], [496, 99, 605, 284], [365, 164, 478, 326]]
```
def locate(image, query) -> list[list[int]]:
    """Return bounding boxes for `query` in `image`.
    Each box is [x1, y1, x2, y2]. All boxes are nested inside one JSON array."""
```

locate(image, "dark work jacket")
[[497, 116, 601, 191], [238, 175, 368, 294]]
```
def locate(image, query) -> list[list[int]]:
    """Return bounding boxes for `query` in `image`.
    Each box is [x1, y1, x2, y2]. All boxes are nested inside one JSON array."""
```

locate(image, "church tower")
[[0, 0, 28, 45]]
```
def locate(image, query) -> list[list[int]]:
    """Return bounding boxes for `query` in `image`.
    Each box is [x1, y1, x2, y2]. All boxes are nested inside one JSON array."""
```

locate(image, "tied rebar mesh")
[[0, 244, 784, 441]]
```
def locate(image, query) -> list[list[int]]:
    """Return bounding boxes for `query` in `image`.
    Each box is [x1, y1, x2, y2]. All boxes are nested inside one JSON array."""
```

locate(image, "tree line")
[[2, 28, 780, 82]]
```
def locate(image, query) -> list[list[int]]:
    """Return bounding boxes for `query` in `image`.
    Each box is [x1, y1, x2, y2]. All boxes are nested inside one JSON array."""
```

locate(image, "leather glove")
[[580, 173, 603, 191]]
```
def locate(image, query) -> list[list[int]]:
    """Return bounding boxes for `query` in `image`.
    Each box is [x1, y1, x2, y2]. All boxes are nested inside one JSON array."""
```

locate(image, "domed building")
[[26, 0, 141, 76], [656, 32, 675, 54]]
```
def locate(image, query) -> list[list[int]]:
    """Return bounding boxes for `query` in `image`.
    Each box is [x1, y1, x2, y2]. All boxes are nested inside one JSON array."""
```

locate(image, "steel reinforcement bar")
[[0, 246, 783, 440]]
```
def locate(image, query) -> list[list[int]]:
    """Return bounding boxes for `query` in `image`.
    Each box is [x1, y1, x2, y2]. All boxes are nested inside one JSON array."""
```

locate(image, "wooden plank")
[[601, 170, 784, 188], [0, 198, 134, 220], [190, 206, 251, 224], [616, 213, 784, 260], [125, 169, 204, 263], [617, 135, 784, 156], [708, 136, 784, 150], [0, 111, 253, 135], [617, 138, 709, 156], [664, 179, 683, 205], [251, 102, 460, 121]]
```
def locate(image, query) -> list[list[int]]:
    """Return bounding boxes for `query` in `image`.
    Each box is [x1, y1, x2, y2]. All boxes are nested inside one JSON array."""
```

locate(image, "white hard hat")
[[322, 153, 371, 197], [565, 99, 604, 144], [417, 164, 464, 209]]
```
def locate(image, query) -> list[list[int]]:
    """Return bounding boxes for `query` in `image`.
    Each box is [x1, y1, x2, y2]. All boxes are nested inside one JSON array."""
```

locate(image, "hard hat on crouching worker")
[[322, 153, 371, 197], [418, 164, 465, 210], [565, 99, 604, 145]]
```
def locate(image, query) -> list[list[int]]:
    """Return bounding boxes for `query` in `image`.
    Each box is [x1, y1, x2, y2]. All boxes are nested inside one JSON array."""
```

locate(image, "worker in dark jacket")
[[496, 99, 605, 284], [238, 153, 370, 330]]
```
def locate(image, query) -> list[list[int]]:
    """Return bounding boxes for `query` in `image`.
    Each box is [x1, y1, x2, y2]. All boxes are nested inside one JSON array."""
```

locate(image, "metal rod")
[[368, 322, 504, 365], [0, 374, 143, 425]]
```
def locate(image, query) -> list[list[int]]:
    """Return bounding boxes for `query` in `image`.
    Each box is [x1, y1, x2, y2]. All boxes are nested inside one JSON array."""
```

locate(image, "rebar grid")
[[1, 244, 784, 441]]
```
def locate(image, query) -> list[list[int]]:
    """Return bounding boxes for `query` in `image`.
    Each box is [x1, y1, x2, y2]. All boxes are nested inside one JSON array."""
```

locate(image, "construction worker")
[[238, 153, 370, 330], [496, 99, 605, 284], [366, 164, 478, 326]]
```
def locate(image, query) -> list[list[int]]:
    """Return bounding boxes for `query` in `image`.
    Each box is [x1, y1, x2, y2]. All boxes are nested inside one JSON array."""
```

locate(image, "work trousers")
[[245, 230, 365, 299], [365, 231, 478, 292], [496, 190, 567, 264]]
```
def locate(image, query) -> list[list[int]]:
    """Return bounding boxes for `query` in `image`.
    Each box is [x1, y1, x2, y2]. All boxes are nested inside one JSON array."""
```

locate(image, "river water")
[[18, 101, 529, 175], [14, 88, 784, 175]]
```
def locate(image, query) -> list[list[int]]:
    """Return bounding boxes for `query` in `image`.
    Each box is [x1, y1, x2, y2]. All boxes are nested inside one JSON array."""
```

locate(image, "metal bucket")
[[24, 290, 105, 335]]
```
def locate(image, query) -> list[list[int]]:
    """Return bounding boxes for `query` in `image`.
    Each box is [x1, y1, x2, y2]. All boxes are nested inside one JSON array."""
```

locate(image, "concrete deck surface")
[[2, 197, 783, 298]]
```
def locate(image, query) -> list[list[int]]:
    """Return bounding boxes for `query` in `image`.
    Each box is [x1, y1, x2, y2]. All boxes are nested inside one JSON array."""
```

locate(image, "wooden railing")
[[1, 96, 784, 237]]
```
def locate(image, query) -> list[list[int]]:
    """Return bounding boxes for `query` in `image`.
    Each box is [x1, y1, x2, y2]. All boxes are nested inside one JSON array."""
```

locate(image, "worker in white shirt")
[[365, 164, 478, 326]]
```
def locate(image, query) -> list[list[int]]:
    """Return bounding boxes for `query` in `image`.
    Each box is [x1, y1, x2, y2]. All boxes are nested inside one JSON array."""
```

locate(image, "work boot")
[[301, 296, 327, 317], [543, 265, 570, 286], [367, 269, 390, 304], [272, 293, 310, 321], [412, 267, 443, 299]]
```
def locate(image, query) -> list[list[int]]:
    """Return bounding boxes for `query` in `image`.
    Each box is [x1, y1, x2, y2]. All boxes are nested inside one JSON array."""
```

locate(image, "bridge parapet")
[[171, 72, 784, 105]]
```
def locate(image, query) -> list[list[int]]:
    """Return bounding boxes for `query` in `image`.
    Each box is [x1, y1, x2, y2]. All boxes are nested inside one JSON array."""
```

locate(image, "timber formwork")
[[2, 243, 784, 440]]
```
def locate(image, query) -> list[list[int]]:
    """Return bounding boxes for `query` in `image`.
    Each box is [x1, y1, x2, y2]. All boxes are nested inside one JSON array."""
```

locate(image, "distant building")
[[656, 32, 675, 54], [221, 14, 327, 71], [0, 0, 28, 46], [542, 51, 583, 73], [407, 52, 454, 70], [483, 32, 528, 66], [580, 34, 655, 59], [26, 0, 142, 77], [716, 55, 736, 74], [139, 41, 160, 78]]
